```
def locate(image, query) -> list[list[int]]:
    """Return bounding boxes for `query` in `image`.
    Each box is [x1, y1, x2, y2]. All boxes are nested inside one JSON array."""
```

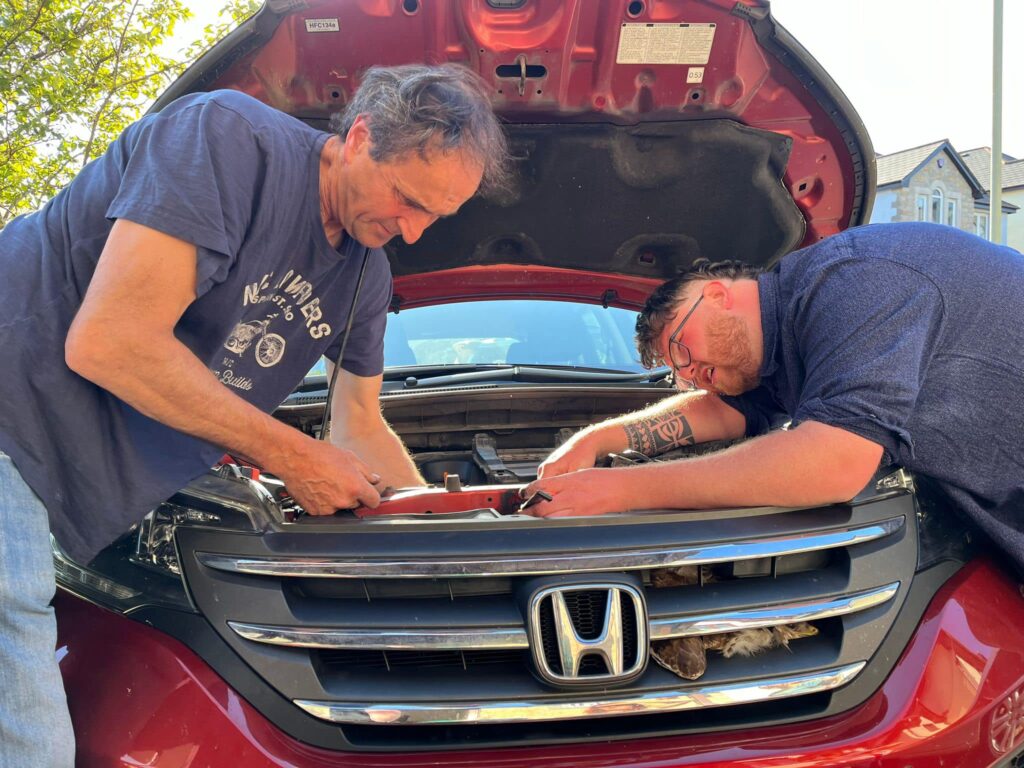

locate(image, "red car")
[[54, 1, 1024, 766]]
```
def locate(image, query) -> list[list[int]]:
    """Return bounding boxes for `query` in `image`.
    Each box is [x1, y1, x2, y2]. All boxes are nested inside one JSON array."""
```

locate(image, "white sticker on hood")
[[305, 18, 340, 33], [616, 23, 716, 65]]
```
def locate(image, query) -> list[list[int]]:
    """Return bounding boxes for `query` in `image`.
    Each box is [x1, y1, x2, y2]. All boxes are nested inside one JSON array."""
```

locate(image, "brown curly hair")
[[635, 258, 763, 369]]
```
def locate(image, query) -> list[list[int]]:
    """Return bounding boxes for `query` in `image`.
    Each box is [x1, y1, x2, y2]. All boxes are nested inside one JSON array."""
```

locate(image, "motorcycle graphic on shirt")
[[224, 315, 287, 368], [214, 269, 336, 393]]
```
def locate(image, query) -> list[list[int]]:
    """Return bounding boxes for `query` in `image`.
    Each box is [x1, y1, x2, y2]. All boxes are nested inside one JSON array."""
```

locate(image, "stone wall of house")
[[890, 149, 975, 231]]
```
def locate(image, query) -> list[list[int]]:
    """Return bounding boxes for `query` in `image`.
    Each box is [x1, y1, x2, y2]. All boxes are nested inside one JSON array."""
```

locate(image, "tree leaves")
[[0, 0, 260, 227]]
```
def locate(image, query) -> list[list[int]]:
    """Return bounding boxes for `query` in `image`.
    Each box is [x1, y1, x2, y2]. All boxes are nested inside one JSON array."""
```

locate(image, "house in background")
[[870, 139, 1018, 248], [960, 147, 1024, 253]]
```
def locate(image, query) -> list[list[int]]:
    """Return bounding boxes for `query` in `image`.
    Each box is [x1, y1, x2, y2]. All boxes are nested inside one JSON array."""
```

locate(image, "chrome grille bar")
[[197, 516, 904, 579], [228, 622, 529, 650], [649, 582, 900, 639], [294, 662, 866, 725], [226, 583, 898, 651]]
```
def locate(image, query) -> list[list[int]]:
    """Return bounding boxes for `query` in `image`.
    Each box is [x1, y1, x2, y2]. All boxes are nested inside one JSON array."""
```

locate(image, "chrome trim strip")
[[197, 516, 904, 579], [228, 583, 898, 651], [293, 662, 866, 725], [649, 582, 900, 639], [228, 622, 529, 650]]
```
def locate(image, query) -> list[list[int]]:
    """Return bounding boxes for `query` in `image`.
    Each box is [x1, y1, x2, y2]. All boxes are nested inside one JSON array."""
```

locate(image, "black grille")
[[538, 596, 561, 675], [175, 492, 924, 751], [621, 591, 639, 665], [319, 648, 525, 673], [577, 655, 609, 675], [563, 590, 608, 639]]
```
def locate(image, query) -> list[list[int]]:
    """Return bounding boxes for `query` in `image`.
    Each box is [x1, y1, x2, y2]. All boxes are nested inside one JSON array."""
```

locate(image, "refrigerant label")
[[305, 18, 339, 32], [616, 23, 716, 65]]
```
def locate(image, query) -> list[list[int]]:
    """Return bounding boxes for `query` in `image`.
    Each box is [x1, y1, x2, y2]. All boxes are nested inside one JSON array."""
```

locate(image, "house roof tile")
[[875, 140, 945, 186]]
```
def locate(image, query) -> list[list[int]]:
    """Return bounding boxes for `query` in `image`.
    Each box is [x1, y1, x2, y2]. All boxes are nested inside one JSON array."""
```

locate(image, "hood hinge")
[[875, 468, 915, 495]]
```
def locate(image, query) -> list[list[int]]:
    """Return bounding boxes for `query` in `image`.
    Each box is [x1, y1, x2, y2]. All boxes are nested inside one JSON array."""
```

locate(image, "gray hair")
[[330, 64, 512, 197]]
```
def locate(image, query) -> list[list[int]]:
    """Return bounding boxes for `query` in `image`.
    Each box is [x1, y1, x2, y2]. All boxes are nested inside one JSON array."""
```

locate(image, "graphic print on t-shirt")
[[213, 268, 335, 392], [224, 315, 287, 367]]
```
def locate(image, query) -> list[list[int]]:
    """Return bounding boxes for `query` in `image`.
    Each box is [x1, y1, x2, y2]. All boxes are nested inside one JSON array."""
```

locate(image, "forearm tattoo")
[[623, 412, 696, 456]]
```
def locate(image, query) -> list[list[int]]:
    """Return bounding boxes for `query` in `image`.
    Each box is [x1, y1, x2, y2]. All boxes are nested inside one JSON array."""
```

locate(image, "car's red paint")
[[209, 0, 858, 246], [352, 485, 525, 516], [390, 265, 661, 310], [56, 559, 1024, 767]]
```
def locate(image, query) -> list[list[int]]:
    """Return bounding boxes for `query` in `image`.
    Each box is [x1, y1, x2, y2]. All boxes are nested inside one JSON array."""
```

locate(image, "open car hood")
[[155, 0, 873, 308]]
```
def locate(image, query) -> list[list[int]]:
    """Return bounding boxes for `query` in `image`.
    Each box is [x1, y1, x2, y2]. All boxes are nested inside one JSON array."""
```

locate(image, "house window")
[[945, 198, 958, 227], [915, 194, 928, 221], [931, 189, 944, 223], [975, 213, 989, 239]]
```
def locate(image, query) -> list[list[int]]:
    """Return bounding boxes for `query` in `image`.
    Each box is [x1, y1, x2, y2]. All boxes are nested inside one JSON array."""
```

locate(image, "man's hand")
[[275, 439, 382, 514], [522, 420, 883, 519], [327, 365, 426, 489], [536, 434, 603, 479], [66, 220, 400, 513], [522, 468, 628, 518]]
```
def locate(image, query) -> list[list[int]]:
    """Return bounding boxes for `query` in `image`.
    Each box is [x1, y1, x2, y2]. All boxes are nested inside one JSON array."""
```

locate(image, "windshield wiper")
[[391, 364, 669, 389]]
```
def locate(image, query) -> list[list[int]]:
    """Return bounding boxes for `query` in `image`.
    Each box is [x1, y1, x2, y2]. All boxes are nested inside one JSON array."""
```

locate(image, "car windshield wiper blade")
[[392, 364, 664, 389]]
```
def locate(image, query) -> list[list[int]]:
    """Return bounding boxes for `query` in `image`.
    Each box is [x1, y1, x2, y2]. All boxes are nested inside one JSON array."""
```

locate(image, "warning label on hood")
[[616, 22, 716, 65], [305, 18, 340, 33]]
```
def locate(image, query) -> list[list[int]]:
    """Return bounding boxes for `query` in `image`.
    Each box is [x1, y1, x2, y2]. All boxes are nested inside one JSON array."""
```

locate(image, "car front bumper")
[[56, 557, 1024, 768]]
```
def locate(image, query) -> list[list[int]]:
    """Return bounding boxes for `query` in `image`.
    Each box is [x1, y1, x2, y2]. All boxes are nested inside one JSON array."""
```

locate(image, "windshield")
[[310, 300, 646, 375]]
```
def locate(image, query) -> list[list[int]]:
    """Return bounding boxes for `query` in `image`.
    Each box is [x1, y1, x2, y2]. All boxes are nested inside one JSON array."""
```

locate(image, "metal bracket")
[[875, 468, 916, 494], [472, 434, 520, 483], [516, 54, 528, 97]]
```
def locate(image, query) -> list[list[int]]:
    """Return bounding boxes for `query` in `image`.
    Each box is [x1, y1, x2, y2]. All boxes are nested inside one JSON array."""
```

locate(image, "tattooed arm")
[[537, 391, 745, 479], [623, 410, 696, 455], [525, 420, 883, 517]]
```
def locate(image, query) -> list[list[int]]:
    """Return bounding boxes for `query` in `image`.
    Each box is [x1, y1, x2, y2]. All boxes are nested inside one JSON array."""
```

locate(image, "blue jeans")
[[0, 452, 75, 767]]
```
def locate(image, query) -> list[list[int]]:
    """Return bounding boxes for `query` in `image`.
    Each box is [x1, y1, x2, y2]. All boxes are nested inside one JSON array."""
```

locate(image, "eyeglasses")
[[665, 293, 703, 387]]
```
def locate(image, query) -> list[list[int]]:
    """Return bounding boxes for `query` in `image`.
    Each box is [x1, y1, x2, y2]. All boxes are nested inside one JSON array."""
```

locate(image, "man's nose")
[[399, 211, 439, 245], [674, 363, 699, 391]]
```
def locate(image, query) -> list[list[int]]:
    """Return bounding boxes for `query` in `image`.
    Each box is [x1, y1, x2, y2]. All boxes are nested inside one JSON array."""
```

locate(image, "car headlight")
[[54, 467, 276, 614]]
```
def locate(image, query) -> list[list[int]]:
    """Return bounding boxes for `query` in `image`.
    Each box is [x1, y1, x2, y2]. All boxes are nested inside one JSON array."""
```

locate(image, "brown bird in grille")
[[648, 565, 819, 680]]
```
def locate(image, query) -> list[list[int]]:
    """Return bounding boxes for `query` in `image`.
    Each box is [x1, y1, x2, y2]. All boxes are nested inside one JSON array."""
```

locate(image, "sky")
[[171, 0, 1024, 159]]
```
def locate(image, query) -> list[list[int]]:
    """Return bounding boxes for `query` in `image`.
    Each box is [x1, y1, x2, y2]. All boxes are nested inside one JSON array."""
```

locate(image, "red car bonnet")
[[156, 0, 873, 311]]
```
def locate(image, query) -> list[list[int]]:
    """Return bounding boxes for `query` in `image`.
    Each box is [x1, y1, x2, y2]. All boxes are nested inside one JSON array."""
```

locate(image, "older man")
[[0, 64, 508, 766], [526, 223, 1024, 576]]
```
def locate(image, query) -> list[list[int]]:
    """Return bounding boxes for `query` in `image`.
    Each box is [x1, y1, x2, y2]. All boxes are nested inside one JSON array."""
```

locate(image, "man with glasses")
[[523, 222, 1024, 578]]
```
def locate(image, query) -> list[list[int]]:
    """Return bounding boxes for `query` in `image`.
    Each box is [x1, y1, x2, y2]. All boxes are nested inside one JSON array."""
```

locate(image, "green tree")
[[0, 0, 261, 228]]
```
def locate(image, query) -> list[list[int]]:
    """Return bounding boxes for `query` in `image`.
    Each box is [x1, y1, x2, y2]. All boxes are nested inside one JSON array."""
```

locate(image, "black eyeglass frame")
[[665, 293, 704, 386]]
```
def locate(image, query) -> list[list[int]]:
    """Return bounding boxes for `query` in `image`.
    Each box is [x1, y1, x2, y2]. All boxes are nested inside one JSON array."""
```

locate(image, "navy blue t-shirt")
[[0, 90, 392, 563], [726, 222, 1024, 572]]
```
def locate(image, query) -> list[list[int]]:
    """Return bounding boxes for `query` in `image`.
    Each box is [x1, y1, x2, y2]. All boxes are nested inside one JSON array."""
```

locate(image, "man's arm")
[[538, 390, 746, 478], [65, 219, 382, 514], [524, 420, 883, 517], [326, 365, 426, 489]]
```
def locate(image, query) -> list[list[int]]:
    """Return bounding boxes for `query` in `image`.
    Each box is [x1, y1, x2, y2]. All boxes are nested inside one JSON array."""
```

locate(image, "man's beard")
[[704, 312, 761, 396]]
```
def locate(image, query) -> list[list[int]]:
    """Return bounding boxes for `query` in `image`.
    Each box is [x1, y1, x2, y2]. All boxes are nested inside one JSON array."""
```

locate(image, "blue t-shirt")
[[0, 90, 392, 563], [726, 222, 1024, 572]]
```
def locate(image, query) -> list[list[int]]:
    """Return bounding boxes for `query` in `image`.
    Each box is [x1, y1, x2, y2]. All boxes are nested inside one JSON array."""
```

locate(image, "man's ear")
[[343, 114, 371, 161], [704, 280, 732, 309]]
